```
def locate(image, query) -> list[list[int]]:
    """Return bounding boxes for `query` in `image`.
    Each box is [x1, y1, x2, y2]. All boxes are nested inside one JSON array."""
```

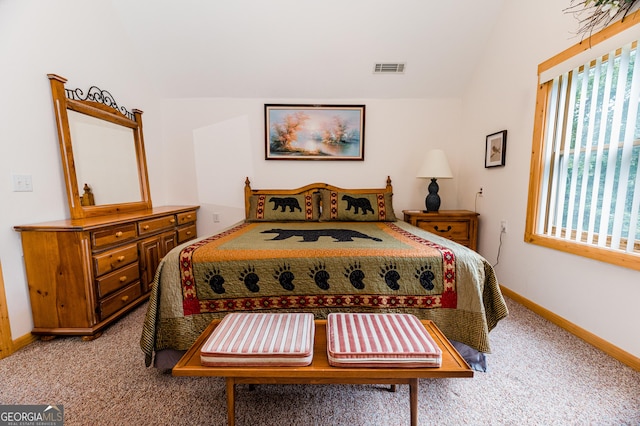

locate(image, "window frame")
[[525, 11, 640, 272]]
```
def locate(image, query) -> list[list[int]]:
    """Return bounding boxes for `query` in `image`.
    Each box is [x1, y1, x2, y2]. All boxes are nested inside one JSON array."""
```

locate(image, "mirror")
[[48, 74, 152, 219], [67, 110, 142, 205]]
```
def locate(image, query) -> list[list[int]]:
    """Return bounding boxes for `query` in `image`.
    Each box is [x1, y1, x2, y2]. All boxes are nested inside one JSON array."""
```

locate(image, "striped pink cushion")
[[326, 313, 442, 368], [200, 313, 315, 367]]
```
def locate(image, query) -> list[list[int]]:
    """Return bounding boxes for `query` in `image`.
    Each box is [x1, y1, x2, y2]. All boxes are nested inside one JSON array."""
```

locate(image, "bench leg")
[[388, 384, 397, 392], [226, 378, 236, 426], [409, 378, 418, 426]]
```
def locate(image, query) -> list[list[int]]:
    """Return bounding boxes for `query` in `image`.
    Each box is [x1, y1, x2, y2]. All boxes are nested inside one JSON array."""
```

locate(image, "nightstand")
[[402, 210, 479, 251]]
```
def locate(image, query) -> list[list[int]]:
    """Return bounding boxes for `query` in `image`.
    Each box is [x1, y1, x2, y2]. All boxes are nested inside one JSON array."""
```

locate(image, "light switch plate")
[[12, 174, 33, 192]]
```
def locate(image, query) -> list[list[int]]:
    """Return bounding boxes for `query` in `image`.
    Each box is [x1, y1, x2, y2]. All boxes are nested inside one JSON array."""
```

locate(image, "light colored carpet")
[[0, 297, 638, 425]]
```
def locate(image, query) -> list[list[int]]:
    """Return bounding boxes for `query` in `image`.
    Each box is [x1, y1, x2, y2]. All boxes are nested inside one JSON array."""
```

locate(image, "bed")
[[141, 177, 508, 369]]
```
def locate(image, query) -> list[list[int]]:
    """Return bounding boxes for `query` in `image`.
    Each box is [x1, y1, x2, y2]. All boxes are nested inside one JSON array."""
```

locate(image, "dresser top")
[[14, 205, 199, 232]]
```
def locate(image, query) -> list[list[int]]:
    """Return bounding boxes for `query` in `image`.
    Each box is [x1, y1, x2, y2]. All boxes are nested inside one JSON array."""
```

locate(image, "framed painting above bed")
[[265, 104, 365, 160]]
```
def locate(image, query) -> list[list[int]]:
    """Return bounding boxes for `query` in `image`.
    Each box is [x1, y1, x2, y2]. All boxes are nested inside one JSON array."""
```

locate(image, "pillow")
[[247, 193, 320, 222], [319, 189, 397, 222]]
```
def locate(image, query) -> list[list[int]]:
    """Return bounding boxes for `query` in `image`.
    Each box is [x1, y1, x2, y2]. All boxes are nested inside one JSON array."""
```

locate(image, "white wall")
[[0, 1, 462, 339], [459, 0, 640, 358], [0, 0, 164, 338], [160, 98, 463, 237], [1, 0, 638, 361]]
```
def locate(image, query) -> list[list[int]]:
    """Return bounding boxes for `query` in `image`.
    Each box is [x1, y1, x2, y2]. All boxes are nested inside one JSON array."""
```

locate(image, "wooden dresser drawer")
[[92, 224, 137, 249], [99, 281, 143, 320], [177, 210, 197, 225], [417, 220, 470, 240], [96, 262, 140, 298], [178, 224, 197, 244], [93, 243, 139, 277], [138, 215, 177, 236]]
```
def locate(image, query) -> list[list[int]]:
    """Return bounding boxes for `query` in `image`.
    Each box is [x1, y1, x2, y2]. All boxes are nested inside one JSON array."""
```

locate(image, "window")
[[525, 18, 640, 271]]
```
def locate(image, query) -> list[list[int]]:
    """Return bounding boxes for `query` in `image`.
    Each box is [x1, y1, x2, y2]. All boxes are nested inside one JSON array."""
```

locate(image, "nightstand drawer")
[[403, 210, 479, 251], [417, 220, 470, 240]]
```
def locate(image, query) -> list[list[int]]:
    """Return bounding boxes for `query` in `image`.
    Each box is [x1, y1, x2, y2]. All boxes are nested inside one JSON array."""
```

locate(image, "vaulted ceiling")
[[110, 0, 505, 99]]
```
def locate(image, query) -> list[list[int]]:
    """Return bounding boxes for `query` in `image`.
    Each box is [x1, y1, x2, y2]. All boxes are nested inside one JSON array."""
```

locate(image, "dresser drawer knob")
[[186, 215, 192, 219], [433, 225, 452, 233], [143, 225, 150, 230], [186, 231, 192, 236], [117, 256, 125, 262], [115, 231, 123, 238], [121, 295, 129, 303], [119, 276, 127, 282], [170, 218, 176, 223]]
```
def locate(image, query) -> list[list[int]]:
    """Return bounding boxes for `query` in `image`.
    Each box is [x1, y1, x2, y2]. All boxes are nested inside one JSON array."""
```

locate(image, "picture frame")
[[265, 104, 365, 160], [485, 130, 507, 168]]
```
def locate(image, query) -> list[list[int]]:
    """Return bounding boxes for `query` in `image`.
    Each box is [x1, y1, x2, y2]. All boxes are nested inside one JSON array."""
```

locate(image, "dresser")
[[14, 205, 198, 339], [403, 210, 479, 251]]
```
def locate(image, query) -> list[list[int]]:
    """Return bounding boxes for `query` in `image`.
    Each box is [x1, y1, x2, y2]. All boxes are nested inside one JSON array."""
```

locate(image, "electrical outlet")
[[500, 220, 508, 233], [478, 187, 484, 197], [212, 212, 220, 223]]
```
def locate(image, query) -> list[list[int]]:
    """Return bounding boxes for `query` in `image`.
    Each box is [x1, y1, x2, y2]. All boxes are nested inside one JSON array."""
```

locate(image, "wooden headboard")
[[244, 176, 393, 219]]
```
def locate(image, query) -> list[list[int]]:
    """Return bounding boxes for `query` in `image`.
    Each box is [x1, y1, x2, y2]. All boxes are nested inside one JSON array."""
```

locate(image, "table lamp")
[[416, 149, 453, 212]]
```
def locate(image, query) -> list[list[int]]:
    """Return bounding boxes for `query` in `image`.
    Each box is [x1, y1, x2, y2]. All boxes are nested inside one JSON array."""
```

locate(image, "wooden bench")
[[173, 318, 473, 425]]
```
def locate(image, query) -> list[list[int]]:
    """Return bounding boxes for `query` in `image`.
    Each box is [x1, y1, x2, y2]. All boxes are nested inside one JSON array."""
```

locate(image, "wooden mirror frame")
[[48, 74, 152, 219]]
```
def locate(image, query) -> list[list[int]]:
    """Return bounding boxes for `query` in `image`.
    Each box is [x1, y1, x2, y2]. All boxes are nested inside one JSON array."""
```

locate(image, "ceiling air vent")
[[373, 63, 406, 74]]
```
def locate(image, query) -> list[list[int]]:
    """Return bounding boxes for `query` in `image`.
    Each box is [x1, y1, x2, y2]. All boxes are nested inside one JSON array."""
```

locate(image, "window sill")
[[524, 232, 640, 272]]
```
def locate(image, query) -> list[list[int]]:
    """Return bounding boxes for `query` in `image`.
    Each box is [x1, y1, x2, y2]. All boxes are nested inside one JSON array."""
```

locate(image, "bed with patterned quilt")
[[140, 177, 508, 369]]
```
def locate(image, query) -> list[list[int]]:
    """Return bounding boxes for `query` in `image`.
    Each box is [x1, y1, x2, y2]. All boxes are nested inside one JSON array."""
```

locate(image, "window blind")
[[539, 38, 640, 253]]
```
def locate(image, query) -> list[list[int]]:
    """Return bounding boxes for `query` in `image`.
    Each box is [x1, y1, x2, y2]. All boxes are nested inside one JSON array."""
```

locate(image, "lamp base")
[[424, 178, 441, 212]]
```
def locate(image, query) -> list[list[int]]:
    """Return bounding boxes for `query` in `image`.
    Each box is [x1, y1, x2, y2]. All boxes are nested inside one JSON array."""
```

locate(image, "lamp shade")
[[416, 149, 453, 179]]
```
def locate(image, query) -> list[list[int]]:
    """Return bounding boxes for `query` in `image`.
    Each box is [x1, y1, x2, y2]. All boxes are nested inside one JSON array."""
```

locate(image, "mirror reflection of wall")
[[67, 110, 142, 205]]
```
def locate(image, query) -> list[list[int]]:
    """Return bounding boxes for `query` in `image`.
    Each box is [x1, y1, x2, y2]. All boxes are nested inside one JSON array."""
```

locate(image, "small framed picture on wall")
[[485, 130, 507, 168]]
